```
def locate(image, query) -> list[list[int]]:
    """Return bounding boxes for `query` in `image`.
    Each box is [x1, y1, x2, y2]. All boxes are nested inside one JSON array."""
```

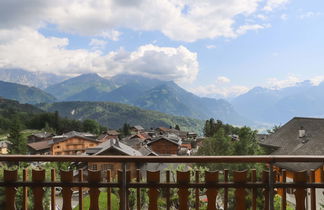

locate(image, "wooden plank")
[[61, 170, 73, 210], [205, 171, 219, 210], [32, 169, 45, 210], [79, 169, 83, 210], [4, 170, 18, 210], [147, 171, 160, 210], [88, 170, 101, 210], [262, 171, 269, 210], [195, 170, 200, 210], [282, 170, 286, 210], [51, 169, 56, 210], [118, 170, 131, 210], [177, 171, 190, 210], [233, 170, 248, 210], [224, 169, 229, 210], [251, 169, 257, 210], [166, 170, 171, 210], [23, 168, 28, 210], [293, 171, 307, 210], [310, 170, 316, 210], [136, 169, 141, 210], [107, 170, 111, 210]]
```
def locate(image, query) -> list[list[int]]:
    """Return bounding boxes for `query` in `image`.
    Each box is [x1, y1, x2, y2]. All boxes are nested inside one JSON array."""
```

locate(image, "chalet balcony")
[[0, 155, 324, 210]]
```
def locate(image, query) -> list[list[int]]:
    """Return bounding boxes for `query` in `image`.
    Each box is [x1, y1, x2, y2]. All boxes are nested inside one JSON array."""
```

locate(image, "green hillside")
[[39, 101, 204, 133]]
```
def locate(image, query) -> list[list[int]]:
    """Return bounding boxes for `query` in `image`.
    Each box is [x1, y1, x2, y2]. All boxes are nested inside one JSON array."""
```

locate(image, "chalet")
[[97, 130, 120, 142], [130, 125, 145, 133], [147, 134, 182, 155], [0, 140, 11, 154], [86, 139, 143, 178], [260, 117, 324, 209], [50, 131, 99, 155], [121, 137, 145, 150], [28, 140, 51, 155], [27, 132, 55, 143]]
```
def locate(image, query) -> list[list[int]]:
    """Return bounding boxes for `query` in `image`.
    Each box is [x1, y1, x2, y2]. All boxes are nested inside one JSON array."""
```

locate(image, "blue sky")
[[0, 0, 323, 98]]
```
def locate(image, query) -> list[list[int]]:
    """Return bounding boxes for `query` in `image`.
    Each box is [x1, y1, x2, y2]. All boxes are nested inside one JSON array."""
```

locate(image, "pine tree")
[[8, 118, 27, 154]]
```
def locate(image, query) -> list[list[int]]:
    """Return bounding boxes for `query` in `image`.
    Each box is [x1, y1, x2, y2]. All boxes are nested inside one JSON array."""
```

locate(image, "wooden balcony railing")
[[1, 155, 324, 210]]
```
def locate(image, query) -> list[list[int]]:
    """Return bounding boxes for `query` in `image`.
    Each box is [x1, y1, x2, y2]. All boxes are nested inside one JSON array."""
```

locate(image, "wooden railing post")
[[309, 169, 316, 210], [224, 169, 229, 210], [251, 169, 257, 210], [136, 169, 141, 210], [32, 169, 45, 210], [79, 169, 84, 210], [177, 171, 190, 210], [195, 170, 200, 210], [23, 168, 28, 210], [205, 171, 219, 210], [147, 171, 160, 210], [88, 170, 101, 210], [60, 170, 73, 210], [51, 169, 56, 210], [268, 162, 275, 210], [281, 169, 287, 210], [294, 171, 307, 210], [233, 170, 248, 210], [262, 171, 269, 210], [107, 170, 111, 210], [166, 170, 171, 210], [118, 169, 130, 210], [4, 170, 18, 210]]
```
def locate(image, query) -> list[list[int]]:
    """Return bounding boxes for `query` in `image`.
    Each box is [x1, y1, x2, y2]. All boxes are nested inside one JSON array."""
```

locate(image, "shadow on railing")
[[1, 155, 324, 210]]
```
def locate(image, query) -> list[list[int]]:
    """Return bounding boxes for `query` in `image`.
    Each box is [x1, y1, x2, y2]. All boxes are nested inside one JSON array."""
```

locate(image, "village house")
[[97, 130, 120, 142], [0, 140, 11, 154], [28, 140, 51, 155], [27, 132, 55, 143], [50, 131, 100, 155], [260, 117, 324, 209], [130, 125, 145, 133], [147, 134, 182, 155]]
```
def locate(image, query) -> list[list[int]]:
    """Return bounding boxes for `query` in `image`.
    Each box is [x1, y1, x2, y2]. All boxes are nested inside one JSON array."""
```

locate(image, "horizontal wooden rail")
[[1, 155, 324, 163]]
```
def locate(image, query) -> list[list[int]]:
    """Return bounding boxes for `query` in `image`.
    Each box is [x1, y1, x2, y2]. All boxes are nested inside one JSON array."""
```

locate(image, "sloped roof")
[[86, 139, 142, 156], [260, 117, 324, 171], [51, 131, 98, 144], [29, 132, 54, 139], [28, 140, 50, 151], [147, 135, 182, 146], [138, 146, 158, 156]]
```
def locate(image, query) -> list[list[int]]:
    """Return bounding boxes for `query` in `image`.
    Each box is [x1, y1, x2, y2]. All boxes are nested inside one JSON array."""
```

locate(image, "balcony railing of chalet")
[[1, 155, 324, 210]]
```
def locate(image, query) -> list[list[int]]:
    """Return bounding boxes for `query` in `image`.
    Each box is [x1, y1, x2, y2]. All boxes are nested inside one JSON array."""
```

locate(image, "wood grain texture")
[[177, 171, 190, 210], [294, 171, 307, 210], [4, 170, 18, 210], [61, 170, 73, 210], [118, 170, 131, 210], [205, 171, 219, 210], [147, 171, 160, 210], [233, 170, 248, 210], [262, 171, 269, 210], [32, 169, 45, 210], [88, 170, 101, 210]]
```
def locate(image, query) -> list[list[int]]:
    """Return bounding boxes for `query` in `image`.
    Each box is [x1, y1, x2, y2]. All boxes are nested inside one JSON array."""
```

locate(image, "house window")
[[101, 164, 114, 171], [90, 164, 97, 170]]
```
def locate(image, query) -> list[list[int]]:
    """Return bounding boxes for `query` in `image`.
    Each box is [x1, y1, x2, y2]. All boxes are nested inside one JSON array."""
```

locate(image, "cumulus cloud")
[[89, 38, 107, 50], [0, 28, 198, 82], [263, 0, 290, 11], [299, 12, 322, 20], [0, 0, 286, 42], [266, 76, 302, 89], [190, 84, 249, 98], [216, 76, 231, 84]]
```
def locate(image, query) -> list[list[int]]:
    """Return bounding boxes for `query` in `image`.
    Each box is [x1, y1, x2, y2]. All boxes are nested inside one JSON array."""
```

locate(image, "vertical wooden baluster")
[[88, 170, 101, 210], [107, 170, 111, 210], [233, 170, 248, 210], [51, 169, 56, 210], [136, 169, 141, 210], [262, 171, 269, 210], [118, 170, 130, 210], [294, 171, 307, 210], [4, 170, 18, 210], [205, 171, 219, 210], [61, 170, 73, 210], [195, 170, 200, 210], [224, 169, 229, 210], [310, 170, 316, 210], [147, 171, 160, 210], [177, 171, 190, 210], [23, 169, 28, 210], [79, 169, 83, 210], [251, 169, 257, 210], [282, 170, 286, 210], [32, 169, 45, 210], [166, 170, 171, 210]]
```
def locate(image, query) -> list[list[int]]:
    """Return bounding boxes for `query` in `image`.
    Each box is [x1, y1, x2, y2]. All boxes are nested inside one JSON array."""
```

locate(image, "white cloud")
[[89, 38, 107, 50], [0, 28, 198, 82], [206, 45, 216, 49], [236, 24, 270, 36], [280, 14, 288, 20], [0, 0, 286, 42], [190, 84, 249, 98], [263, 0, 290, 11], [299, 12, 322, 20], [266, 76, 302, 89], [216, 76, 231, 84], [310, 76, 324, 86]]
